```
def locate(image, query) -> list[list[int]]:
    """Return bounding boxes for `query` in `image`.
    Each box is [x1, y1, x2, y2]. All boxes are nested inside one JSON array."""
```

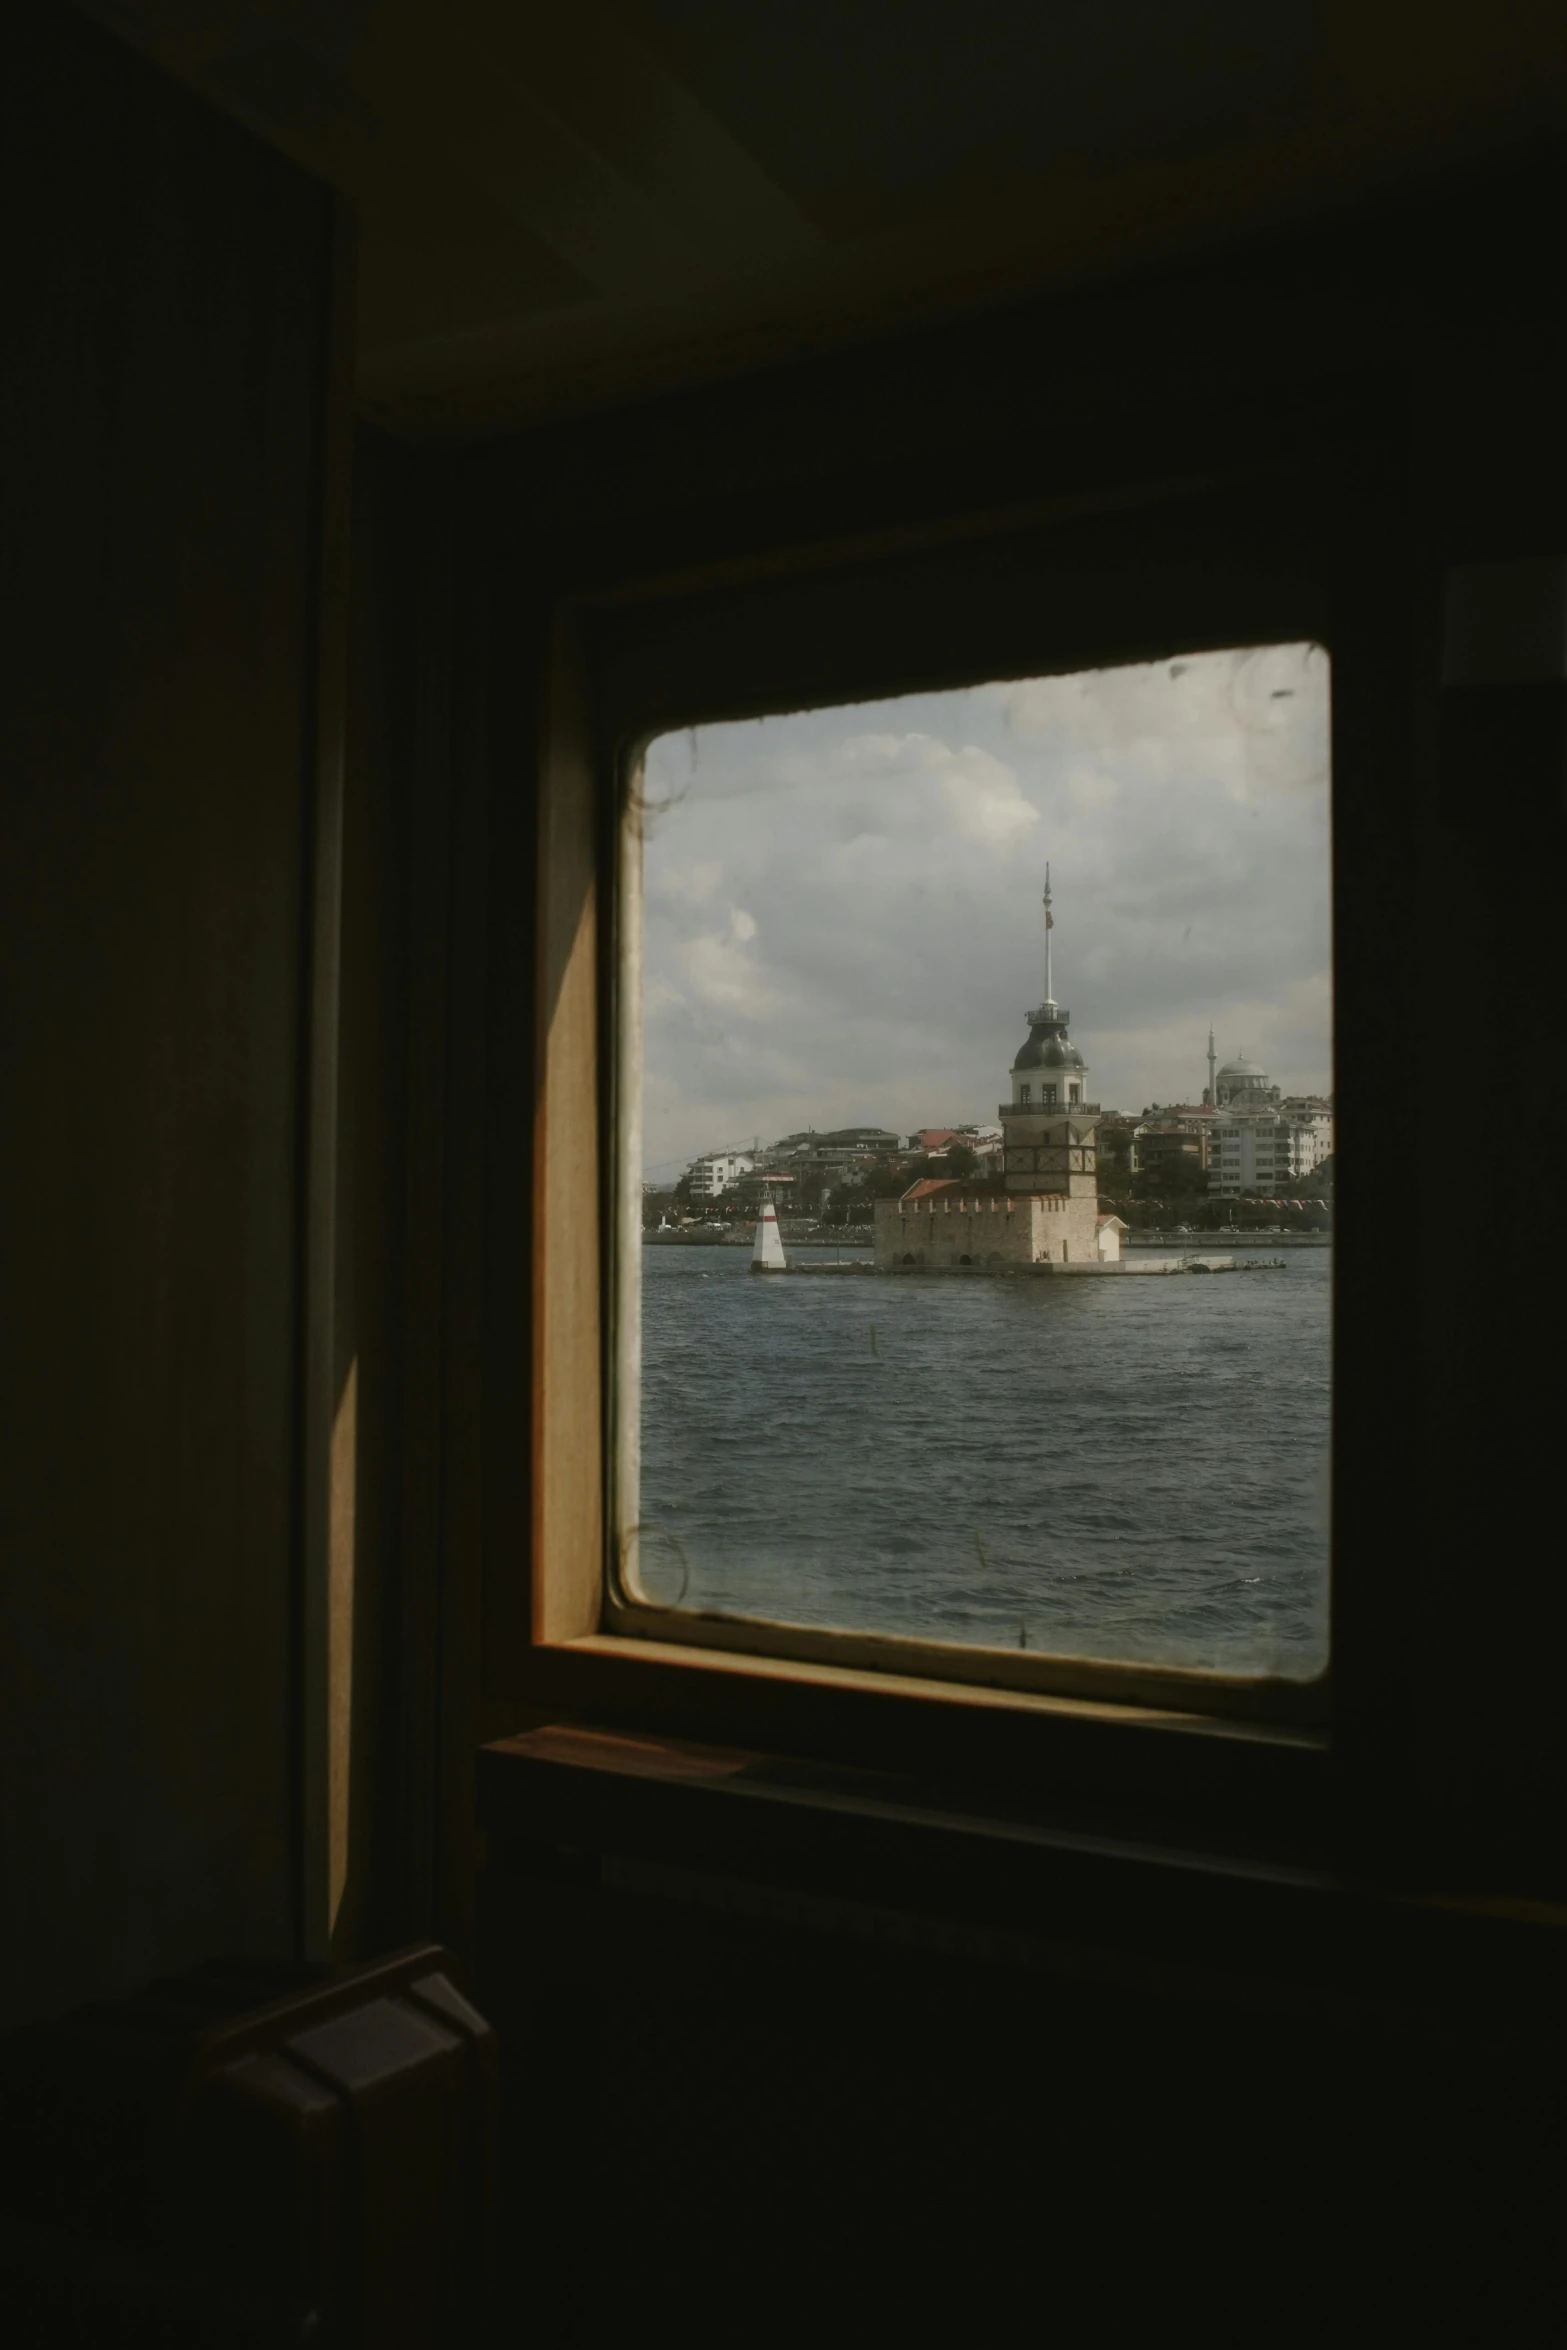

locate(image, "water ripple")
[[638, 1246, 1331, 1675]]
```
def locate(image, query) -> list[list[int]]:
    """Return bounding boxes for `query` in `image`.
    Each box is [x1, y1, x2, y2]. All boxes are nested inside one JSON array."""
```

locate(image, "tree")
[[1285, 1153, 1333, 1200], [1097, 1126, 1134, 1201], [857, 1155, 917, 1201], [1132, 1154, 1208, 1202]]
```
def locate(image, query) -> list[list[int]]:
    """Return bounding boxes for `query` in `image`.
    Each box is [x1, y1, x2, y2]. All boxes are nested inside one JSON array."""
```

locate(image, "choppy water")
[[635, 1245, 1330, 1676]]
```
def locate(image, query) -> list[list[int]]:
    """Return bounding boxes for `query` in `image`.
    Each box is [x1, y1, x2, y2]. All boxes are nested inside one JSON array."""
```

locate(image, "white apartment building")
[[1209, 1105, 1333, 1196], [686, 1150, 755, 1199], [1281, 1096, 1335, 1154], [1205, 1053, 1334, 1196], [1209, 1118, 1312, 1196]]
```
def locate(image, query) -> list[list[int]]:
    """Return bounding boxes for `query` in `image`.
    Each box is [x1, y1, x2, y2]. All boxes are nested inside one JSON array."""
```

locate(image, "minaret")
[[1206, 1026, 1217, 1110]]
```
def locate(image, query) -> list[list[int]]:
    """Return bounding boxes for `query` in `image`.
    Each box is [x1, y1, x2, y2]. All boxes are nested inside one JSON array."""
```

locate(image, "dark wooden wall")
[[333, 426, 469, 1962], [0, 10, 332, 2023]]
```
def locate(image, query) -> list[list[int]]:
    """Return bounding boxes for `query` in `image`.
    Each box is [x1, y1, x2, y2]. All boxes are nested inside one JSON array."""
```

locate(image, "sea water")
[[635, 1244, 1330, 1676]]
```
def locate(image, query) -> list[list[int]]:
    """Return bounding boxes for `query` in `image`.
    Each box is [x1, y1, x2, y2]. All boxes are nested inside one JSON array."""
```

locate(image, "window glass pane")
[[624, 646, 1331, 1678]]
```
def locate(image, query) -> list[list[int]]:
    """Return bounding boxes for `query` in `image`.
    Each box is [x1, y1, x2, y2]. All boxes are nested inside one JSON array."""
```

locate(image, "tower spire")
[[1207, 1025, 1217, 1108], [1043, 863, 1054, 1006]]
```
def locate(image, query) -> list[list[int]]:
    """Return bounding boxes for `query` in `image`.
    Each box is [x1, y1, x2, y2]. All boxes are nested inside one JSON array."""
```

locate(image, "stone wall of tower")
[[998, 1108, 1099, 1196], [874, 1192, 1101, 1269]]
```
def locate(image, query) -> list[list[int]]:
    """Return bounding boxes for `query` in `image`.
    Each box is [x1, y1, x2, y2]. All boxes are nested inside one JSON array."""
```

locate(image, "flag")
[[1045, 908, 1054, 929]]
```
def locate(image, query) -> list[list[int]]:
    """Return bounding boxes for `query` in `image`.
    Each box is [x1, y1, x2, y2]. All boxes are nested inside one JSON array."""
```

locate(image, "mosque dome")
[[1217, 1055, 1270, 1086]]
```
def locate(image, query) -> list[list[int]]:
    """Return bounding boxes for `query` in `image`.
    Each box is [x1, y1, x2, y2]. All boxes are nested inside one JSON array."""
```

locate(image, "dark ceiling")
[[85, 0, 1567, 434]]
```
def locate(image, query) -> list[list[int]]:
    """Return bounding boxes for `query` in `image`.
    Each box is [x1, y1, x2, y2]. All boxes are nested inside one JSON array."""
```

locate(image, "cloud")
[[669, 906, 776, 1020], [1065, 763, 1122, 812], [651, 858, 723, 906], [795, 730, 1038, 844], [638, 647, 1332, 1173]]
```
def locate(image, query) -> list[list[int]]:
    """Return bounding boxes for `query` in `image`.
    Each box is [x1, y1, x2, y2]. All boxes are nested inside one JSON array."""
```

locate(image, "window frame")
[[490, 435, 1415, 1831]]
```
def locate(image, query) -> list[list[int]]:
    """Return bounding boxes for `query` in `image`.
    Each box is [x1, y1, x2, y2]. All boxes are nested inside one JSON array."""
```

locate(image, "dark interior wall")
[[0, 11, 333, 2024], [333, 429, 410, 1963], [332, 426, 461, 1961], [1407, 255, 1567, 1878]]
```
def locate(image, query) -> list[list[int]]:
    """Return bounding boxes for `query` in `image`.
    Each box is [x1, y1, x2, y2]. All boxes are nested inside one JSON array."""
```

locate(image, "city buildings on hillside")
[[1133, 1115, 1212, 1180], [736, 1167, 796, 1203], [1206, 1054, 1333, 1198], [911, 1123, 1004, 1164], [1178, 1032, 1334, 1198], [1209, 1112, 1331, 1196], [682, 1128, 902, 1210], [771, 1126, 902, 1172], [687, 1150, 754, 1199], [679, 1009, 1330, 1217]]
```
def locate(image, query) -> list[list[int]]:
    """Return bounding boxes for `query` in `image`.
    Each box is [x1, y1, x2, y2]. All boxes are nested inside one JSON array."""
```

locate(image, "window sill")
[[504, 1633, 1331, 1846], [475, 1720, 1567, 2021]]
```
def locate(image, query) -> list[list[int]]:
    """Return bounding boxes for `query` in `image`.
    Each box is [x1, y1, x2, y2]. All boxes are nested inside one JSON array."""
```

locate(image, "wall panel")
[[0, 10, 335, 2021]]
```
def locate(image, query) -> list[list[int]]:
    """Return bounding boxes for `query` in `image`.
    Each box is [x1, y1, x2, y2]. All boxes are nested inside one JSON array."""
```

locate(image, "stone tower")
[[999, 866, 1100, 1200]]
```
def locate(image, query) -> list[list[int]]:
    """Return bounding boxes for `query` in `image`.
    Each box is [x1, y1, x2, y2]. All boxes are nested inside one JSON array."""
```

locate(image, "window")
[[617, 646, 1332, 1695]]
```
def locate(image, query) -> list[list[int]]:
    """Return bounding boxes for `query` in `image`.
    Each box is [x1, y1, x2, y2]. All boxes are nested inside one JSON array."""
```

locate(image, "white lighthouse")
[[749, 1188, 788, 1272]]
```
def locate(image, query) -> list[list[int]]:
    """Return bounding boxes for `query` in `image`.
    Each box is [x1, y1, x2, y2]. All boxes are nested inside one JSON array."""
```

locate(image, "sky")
[[637, 643, 1332, 1179]]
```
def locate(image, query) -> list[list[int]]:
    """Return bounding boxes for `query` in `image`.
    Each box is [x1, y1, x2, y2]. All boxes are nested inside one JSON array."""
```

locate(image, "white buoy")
[[750, 1192, 787, 1273]]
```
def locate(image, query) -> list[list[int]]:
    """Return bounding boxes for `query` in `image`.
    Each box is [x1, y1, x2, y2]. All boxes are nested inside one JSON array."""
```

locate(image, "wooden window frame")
[[483, 421, 1415, 1838]]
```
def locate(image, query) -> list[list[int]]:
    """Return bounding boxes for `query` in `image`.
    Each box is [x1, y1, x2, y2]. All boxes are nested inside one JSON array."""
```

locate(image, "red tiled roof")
[[901, 1177, 959, 1201]]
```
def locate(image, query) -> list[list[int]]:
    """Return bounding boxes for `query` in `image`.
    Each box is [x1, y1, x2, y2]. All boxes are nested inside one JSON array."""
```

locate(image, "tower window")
[[1043, 1084, 1057, 1105], [1019, 1083, 1030, 1103]]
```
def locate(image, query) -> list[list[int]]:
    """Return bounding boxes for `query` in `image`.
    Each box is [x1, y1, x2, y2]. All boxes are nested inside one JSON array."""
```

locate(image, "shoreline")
[[646, 1229, 1332, 1251], [785, 1255, 1285, 1277]]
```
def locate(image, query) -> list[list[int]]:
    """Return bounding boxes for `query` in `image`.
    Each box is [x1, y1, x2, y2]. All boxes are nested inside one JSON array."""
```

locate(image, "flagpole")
[[1043, 862, 1053, 1004]]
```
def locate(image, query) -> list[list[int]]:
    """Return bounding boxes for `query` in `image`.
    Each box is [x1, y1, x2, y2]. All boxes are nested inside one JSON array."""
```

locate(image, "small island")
[[872, 870, 1259, 1276]]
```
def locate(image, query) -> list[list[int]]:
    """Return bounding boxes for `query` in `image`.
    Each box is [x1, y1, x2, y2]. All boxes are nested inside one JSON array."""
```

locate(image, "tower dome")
[[1012, 1025, 1086, 1072], [1005, 867, 1091, 1107]]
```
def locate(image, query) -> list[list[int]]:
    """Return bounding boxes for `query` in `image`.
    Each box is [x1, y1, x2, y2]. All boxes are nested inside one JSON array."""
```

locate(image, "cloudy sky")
[[637, 643, 1332, 1178]]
